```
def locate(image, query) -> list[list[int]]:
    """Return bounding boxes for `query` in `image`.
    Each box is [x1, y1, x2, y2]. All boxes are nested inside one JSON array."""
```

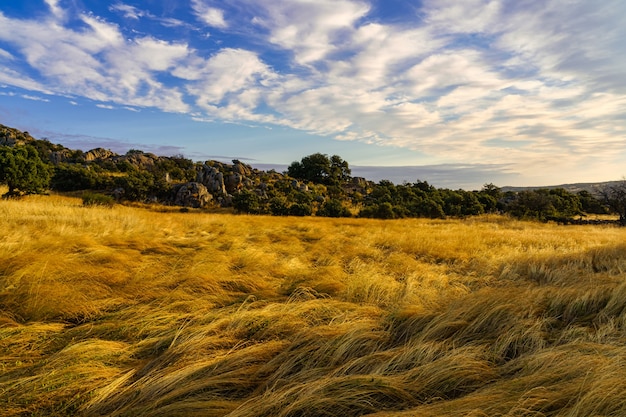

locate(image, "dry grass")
[[1, 189, 626, 416]]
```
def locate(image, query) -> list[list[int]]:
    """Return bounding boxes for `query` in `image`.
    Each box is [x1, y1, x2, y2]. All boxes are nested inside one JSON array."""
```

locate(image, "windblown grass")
[[1, 190, 626, 416]]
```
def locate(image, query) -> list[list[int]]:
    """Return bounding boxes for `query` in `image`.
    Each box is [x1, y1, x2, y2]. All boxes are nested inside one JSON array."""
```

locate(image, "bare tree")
[[599, 180, 626, 226]]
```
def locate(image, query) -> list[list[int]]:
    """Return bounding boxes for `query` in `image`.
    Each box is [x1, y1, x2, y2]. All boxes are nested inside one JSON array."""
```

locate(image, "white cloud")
[[343, 23, 443, 84], [494, 1, 626, 94], [181, 48, 276, 119], [44, 0, 66, 20], [191, 0, 228, 28], [246, 0, 370, 65], [0, 9, 190, 113], [21, 94, 50, 102], [0, 48, 13, 60], [109, 3, 144, 20], [0, 66, 52, 94], [96, 104, 115, 109], [423, 0, 502, 33], [0, 1, 624, 184], [78, 14, 125, 50]]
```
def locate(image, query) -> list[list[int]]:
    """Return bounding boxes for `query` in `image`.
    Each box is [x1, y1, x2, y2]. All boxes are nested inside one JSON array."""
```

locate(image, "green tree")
[[114, 171, 166, 201], [51, 163, 103, 191], [289, 203, 312, 216], [548, 188, 582, 217], [481, 183, 503, 199], [577, 190, 608, 215], [507, 190, 555, 220], [359, 202, 396, 219], [232, 189, 261, 214], [599, 180, 626, 226], [287, 153, 350, 186], [269, 196, 290, 216], [0, 145, 51, 196], [478, 183, 502, 213], [317, 198, 351, 217], [329, 154, 351, 183]]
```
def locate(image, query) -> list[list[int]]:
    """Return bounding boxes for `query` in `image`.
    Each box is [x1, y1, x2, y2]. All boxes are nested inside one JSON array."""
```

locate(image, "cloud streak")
[[0, 0, 624, 184]]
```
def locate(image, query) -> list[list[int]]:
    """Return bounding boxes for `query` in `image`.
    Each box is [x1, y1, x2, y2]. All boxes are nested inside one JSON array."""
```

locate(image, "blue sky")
[[0, 0, 625, 189]]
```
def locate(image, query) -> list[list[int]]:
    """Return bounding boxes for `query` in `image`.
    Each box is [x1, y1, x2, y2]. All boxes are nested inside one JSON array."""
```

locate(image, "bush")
[[359, 202, 396, 219], [82, 192, 115, 207], [269, 196, 290, 216], [0, 145, 51, 196], [232, 189, 261, 214], [289, 203, 313, 216], [51, 163, 102, 191], [317, 198, 351, 217]]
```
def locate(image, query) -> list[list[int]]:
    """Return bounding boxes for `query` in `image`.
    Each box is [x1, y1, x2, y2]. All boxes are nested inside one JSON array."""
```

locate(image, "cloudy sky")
[[0, 0, 625, 189]]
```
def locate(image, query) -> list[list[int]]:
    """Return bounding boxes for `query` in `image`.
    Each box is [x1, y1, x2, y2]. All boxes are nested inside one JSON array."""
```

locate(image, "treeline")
[[0, 130, 624, 224], [357, 181, 609, 221]]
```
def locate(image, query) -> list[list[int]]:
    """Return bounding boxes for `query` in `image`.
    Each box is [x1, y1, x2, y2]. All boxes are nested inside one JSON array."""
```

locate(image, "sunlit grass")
[[1, 189, 626, 416]]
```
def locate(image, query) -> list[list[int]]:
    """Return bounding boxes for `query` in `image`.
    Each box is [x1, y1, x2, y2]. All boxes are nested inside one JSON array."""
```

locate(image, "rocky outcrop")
[[85, 148, 117, 161], [197, 164, 227, 195], [290, 179, 309, 192], [224, 172, 244, 193], [49, 149, 79, 164], [0, 124, 34, 146], [120, 151, 158, 169], [196, 160, 260, 195], [174, 182, 212, 208], [343, 177, 371, 194], [232, 160, 252, 176]]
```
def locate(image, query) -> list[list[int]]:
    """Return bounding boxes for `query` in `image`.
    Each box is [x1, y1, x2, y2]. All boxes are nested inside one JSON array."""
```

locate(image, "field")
[[1, 190, 626, 416]]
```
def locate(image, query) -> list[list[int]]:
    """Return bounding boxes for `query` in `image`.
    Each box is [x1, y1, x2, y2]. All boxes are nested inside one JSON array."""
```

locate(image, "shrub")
[[289, 203, 313, 216], [233, 189, 261, 214], [82, 192, 115, 207], [51, 163, 101, 191], [269, 196, 290, 216], [0, 144, 51, 196], [317, 198, 351, 217]]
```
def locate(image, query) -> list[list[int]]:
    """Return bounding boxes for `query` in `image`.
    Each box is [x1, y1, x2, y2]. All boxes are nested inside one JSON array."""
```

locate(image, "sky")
[[0, 0, 625, 189]]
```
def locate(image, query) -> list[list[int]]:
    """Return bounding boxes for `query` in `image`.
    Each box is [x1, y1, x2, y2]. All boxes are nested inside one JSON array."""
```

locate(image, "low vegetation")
[[1, 123, 623, 223], [2, 189, 626, 416]]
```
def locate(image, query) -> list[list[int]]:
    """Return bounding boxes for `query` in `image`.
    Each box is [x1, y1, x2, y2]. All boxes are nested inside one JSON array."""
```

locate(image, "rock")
[[232, 160, 252, 176], [343, 177, 371, 194], [112, 188, 125, 201], [122, 152, 157, 169], [174, 182, 212, 208], [49, 149, 78, 164], [290, 179, 309, 192], [85, 148, 117, 161], [218, 194, 233, 208], [224, 173, 243, 193], [0, 124, 37, 146], [197, 164, 227, 195]]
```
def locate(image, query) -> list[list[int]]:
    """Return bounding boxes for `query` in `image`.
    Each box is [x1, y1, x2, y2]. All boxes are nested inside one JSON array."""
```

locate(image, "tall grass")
[[1, 190, 626, 416]]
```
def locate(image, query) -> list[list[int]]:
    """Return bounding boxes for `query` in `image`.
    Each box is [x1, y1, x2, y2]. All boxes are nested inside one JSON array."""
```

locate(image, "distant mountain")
[[501, 181, 622, 195]]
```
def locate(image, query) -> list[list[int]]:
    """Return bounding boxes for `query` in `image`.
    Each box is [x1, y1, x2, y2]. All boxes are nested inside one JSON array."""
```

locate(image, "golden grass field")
[[1, 188, 626, 416]]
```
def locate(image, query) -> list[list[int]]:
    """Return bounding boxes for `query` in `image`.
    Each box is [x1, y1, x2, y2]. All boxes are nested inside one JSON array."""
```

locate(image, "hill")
[[502, 181, 622, 194], [1, 191, 626, 416], [1, 122, 623, 223]]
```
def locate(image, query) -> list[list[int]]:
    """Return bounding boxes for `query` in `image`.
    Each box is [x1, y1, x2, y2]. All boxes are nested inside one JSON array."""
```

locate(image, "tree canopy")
[[599, 181, 626, 226], [287, 153, 351, 185], [0, 145, 51, 197]]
